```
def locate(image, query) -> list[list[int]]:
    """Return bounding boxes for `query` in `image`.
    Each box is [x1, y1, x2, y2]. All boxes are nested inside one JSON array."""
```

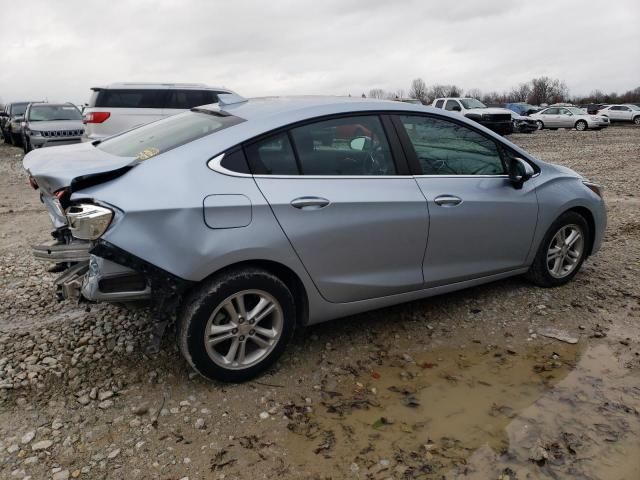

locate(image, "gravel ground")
[[0, 127, 639, 479]]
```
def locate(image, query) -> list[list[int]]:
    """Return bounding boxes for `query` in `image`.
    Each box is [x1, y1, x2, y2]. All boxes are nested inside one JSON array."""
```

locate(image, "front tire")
[[633, 116, 640, 125], [536, 121, 544, 130], [526, 212, 590, 288], [178, 267, 296, 382], [575, 120, 587, 131]]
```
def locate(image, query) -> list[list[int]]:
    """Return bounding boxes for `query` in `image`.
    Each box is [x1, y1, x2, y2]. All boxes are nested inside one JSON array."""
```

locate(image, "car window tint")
[[435, 99, 444, 109], [95, 89, 165, 108], [245, 133, 299, 175], [445, 100, 459, 111], [399, 115, 505, 175], [165, 90, 221, 109], [289, 116, 395, 176]]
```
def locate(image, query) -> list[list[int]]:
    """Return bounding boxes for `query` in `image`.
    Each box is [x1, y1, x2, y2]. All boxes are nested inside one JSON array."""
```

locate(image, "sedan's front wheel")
[[575, 120, 588, 131], [536, 120, 544, 130], [526, 212, 590, 288], [179, 267, 296, 382]]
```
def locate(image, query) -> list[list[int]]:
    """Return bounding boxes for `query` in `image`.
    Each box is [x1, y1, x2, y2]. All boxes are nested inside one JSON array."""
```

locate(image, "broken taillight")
[[83, 111, 111, 124]]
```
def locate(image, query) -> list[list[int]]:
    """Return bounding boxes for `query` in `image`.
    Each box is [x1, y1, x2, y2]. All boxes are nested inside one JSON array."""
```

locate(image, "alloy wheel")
[[204, 289, 283, 370], [576, 121, 587, 131], [546, 224, 584, 279], [536, 121, 544, 130]]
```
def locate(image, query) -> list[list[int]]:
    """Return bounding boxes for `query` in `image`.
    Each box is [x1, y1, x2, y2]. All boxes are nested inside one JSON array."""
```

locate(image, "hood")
[[466, 107, 514, 115], [23, 141, 137, 194], [28, 120, 84, 131]]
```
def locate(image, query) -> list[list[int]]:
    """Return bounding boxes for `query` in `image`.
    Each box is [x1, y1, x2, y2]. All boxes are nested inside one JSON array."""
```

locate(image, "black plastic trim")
[[90, 240, 195, 314]]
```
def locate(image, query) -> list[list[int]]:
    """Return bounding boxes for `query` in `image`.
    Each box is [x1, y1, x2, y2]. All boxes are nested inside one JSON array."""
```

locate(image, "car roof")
[[28, 102, 74, 107], [198, 95, 435, 123], [91, 82, 232, 91]]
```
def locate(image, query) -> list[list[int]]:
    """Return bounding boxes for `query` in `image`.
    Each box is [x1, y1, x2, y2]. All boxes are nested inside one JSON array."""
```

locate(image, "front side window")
[[289, 115, 395, 175], [445, 100, 460, 111], [399, 115, 505, 175], [245, 133, 299, 175], [28, 105, 82, 121], [97, 110, 244, 160]]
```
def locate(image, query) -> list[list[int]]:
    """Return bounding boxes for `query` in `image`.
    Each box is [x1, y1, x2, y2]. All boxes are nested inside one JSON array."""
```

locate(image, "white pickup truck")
[[431, 97, 514, 135]]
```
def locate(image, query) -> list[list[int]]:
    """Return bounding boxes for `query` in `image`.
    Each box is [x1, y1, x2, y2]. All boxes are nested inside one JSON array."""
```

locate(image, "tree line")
[[366, 77, 640, 106]]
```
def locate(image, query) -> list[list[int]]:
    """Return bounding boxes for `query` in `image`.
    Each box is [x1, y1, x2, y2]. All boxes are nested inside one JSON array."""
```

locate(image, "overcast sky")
[[1, 0, 638, 104]]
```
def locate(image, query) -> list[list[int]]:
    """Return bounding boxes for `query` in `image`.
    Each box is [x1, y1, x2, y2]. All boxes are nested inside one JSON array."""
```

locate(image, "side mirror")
[[509, 158, 535, 188], [349, 136, 369, 151]]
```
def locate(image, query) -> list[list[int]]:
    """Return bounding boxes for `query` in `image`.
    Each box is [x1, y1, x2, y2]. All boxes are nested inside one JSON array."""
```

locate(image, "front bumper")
[[30, 135, 83, 148], [480, 121, 514, 134]]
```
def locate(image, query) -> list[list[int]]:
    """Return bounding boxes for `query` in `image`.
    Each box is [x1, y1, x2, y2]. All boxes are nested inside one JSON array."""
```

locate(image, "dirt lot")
[[0, 127, 639, 480]]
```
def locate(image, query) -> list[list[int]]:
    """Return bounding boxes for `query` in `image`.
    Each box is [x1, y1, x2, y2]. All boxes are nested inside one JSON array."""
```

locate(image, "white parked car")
[[597, 104, 640, 125], [82, 82, 235, 141], [431, 97, 514, 135], [529, 107, 609, 131]]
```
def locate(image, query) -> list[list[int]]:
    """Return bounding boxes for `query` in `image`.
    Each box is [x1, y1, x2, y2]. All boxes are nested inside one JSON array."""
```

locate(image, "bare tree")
[[408, 78, 428, 104], [465, 88, 483, 100], [424, 84, 463, 102], [508, 83, 532, 103], [528, 76, 569, 105], [368, 89, 386, 99], [386, 89, 405, 100]]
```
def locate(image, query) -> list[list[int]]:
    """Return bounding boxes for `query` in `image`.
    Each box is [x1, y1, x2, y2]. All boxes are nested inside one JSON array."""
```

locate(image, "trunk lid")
[[23, 141, 136, 194]]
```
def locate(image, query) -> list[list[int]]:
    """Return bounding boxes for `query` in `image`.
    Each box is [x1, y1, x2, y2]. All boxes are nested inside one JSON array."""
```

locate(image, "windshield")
[[97, 110, 245, 159], [459, 99, 487, 109], [11, 103, 28, 116], [28, 104, 82, 121], [567, 107, 586, 115]]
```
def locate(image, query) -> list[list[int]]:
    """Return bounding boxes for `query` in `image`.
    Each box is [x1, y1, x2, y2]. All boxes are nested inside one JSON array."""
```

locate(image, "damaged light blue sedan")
[[24, 94, 606, 382]]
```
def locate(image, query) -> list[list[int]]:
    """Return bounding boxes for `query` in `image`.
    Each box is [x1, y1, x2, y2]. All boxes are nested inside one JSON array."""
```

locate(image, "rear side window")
[[245, 133, 299, 175], [97, 111, 245, 159], [289, 115, 395, 175], [399, 115, 505, 175], [94, 89, 165, 108], [435, 99, 444, 109], [165, 90, 221, 109]]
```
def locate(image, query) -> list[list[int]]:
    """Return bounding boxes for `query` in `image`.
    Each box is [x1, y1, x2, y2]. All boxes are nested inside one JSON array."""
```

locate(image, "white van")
[[82, 83, 234, 141]]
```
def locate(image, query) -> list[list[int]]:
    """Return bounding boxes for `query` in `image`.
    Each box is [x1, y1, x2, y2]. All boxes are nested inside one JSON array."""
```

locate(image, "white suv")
[[597, 104, 640, 125], [82, 83, 234, 141]]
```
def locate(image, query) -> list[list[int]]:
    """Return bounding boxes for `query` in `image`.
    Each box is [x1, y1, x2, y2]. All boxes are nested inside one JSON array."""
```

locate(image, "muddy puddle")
[[281, 341, 640, 479]]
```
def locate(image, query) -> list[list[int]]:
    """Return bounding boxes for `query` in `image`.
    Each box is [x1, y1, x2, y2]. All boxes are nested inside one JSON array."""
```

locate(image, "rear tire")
[[575, 120, 587, 131], [178, 267, 296, 383], [536, 121, 544, 130], [525, 212, 590, 288]]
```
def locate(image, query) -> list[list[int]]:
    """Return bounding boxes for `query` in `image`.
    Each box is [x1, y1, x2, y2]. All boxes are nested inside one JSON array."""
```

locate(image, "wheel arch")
[[562, 206, 596, 256], [184, 259, 310, 327]]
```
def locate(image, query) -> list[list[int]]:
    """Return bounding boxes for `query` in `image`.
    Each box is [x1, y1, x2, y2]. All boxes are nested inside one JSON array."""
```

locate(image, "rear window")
[[165, 90, 222, 109], [96, 110, 244, 160], [93, 89, 166, 108]]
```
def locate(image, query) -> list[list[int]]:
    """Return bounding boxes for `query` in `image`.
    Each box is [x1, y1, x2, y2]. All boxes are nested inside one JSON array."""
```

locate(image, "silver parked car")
[[23, 95, 606, 382], [529, 106, 609, 131], [22, 103, 85, 153]]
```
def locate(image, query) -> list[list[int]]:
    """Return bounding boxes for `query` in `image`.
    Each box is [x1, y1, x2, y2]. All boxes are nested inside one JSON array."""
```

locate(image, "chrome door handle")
[[434, 195, 462, 207], [290, 196, 330, 210]]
